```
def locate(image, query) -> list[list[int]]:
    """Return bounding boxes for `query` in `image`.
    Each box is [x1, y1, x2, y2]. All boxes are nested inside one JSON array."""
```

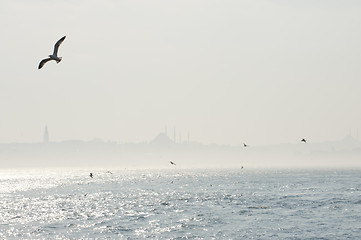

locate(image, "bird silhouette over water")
[[38, 36, 66, 69], [301, 138, 307, 143], [89, 173, 93, 178], [243, 143, 248, 147], [170, 161, 176, 166]]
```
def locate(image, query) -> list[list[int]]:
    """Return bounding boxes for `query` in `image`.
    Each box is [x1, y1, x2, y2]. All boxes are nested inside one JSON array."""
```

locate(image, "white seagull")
[[38, 36, 66, 69]]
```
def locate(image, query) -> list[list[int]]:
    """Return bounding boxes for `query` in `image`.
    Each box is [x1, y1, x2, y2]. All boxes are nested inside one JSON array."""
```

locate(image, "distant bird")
[[89, 173, 93, 178], [38, 36, 66, 69], [170, 161, 176, 166], [243, 143, 248, 147], [301, 138, 307, 143], [106, 171, 112, 174]]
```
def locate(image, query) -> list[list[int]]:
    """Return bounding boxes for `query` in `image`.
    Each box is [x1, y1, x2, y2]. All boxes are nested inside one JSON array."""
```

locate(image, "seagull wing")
[[38, 57, 53, 69], [53, 36, 66, 56]]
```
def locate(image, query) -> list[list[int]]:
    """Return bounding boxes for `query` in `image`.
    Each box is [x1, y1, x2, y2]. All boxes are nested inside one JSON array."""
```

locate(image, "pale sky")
[[1, 0, 361, 145]]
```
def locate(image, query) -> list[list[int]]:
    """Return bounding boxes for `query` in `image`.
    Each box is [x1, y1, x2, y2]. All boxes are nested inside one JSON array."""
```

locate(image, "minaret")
[[43, 125, 49, 143], [174, 126, 176, 143]]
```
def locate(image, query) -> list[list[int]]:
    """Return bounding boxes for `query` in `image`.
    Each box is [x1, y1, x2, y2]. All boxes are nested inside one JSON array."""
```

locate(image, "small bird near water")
[[170, 161, 176, 166], [38, 36, 66, 69], [301, 138, 307, 143]]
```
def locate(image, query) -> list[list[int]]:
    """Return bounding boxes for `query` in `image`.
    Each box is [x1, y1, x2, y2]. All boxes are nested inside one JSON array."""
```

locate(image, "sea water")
[[0, 168, 360, 239]]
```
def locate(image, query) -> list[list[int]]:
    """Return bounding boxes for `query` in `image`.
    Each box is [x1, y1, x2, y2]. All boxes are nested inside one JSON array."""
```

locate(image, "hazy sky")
[[1, 0, 361, 145]]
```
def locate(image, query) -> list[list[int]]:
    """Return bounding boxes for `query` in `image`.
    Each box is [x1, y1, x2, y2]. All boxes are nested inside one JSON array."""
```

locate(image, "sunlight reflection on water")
[[1, 168, 361, 239]]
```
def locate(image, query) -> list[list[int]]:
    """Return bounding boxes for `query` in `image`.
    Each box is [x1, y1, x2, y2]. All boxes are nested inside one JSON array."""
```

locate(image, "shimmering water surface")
[[1, 168, 360, 239]]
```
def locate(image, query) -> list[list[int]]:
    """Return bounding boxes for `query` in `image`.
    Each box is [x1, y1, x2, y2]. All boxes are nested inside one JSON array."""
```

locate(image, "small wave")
[[248, 206, 270, 209]]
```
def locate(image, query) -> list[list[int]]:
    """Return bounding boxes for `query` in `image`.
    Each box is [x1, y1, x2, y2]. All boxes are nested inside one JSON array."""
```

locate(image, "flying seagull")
[[170, 161, 176, 166], [38, 36, 66, 69], [301, 138, 307, 143], [243, 143, 248, 147]]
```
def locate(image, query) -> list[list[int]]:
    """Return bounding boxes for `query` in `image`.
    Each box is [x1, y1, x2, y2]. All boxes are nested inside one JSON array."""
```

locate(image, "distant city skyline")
[[37, 125, 195, 144], [2, 124, 358, 146], [1, 128, 360, 169]]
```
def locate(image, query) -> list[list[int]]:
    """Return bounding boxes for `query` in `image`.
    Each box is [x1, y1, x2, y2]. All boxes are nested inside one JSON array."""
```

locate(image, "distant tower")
[[43, 125, 49, 143], [174, 126, 176, 143]]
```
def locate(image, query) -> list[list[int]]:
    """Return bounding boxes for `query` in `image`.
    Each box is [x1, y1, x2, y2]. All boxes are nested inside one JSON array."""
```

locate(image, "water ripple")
[[0, 168, 360, 239]]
